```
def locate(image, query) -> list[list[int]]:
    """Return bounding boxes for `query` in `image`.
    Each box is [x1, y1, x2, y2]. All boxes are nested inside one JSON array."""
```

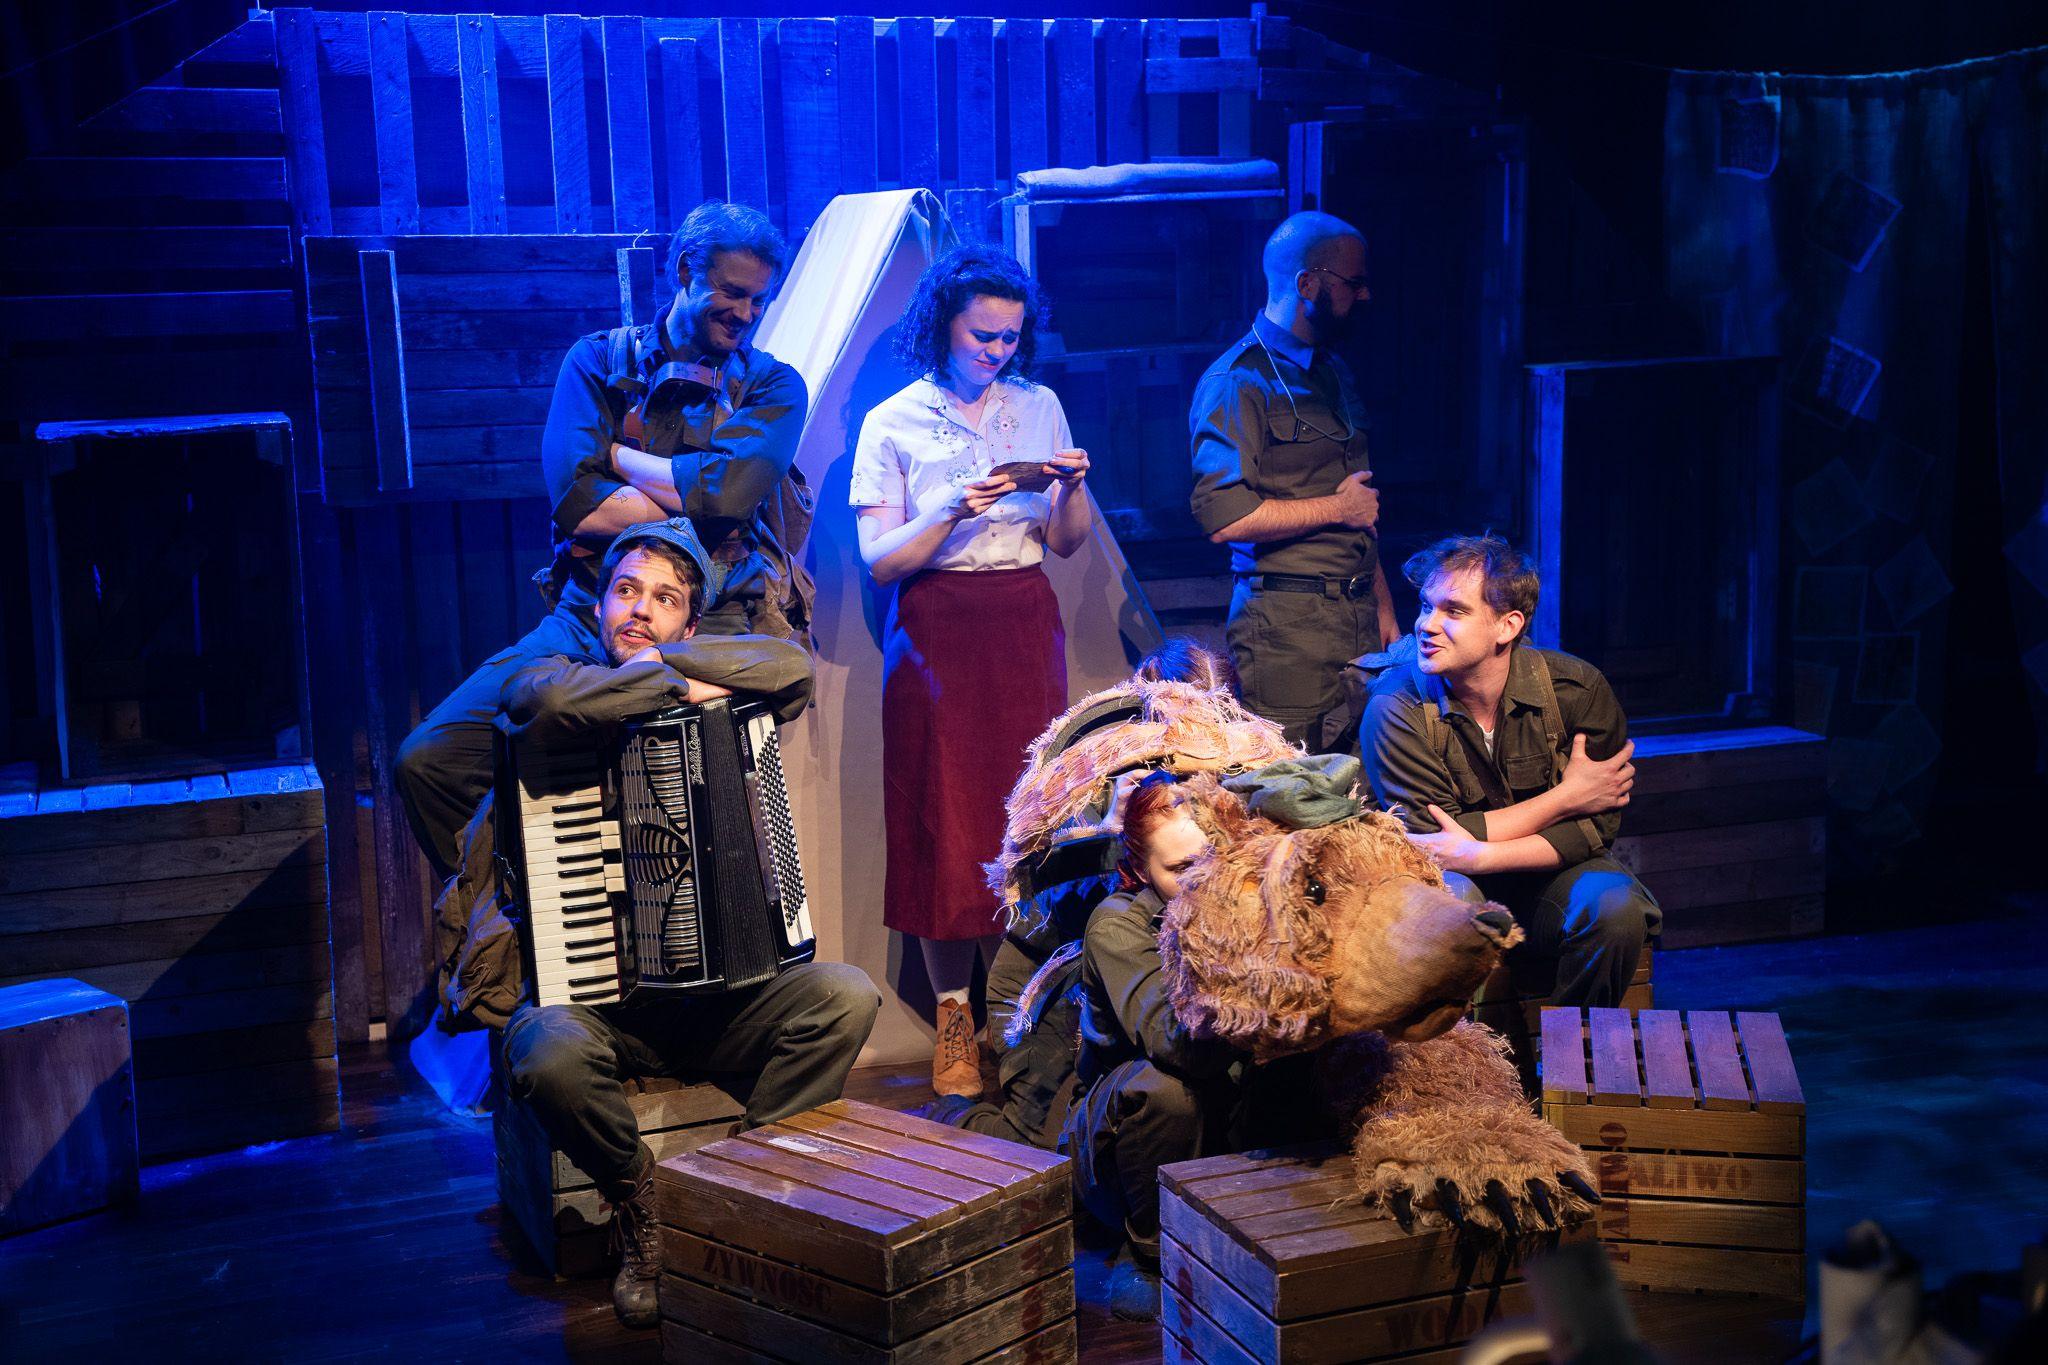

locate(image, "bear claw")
[[1388, 1187, 1415, 1232], [1482, 1180, 1519, 1239], [1435, 1178, 1465, 1230], [1526, 1179, 1557, 1228], [1560, 1169, 1602, 1204]]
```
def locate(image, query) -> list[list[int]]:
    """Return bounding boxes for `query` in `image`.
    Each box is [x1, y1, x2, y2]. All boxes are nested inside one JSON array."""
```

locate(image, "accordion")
[[497, 696, 814, 1008]]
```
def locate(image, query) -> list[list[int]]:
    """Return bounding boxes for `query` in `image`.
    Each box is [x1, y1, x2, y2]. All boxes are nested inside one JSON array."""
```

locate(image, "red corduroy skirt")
[[880, 565, 1067, 940]]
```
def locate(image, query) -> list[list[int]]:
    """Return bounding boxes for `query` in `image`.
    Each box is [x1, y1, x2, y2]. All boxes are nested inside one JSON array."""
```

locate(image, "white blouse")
[[848, 377, 1074, 572]]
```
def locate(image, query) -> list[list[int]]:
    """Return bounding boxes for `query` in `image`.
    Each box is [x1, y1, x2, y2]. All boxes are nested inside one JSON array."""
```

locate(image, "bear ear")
[[1175, 773, 1260, 853]]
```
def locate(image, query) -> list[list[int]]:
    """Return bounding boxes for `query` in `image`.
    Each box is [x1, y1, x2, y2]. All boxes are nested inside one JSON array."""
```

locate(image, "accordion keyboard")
[[510, 741, 626, 1007]]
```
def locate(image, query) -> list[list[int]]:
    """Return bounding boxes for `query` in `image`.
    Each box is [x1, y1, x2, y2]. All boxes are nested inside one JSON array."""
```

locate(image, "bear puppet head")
[[1160, 772, 1523, 1062]]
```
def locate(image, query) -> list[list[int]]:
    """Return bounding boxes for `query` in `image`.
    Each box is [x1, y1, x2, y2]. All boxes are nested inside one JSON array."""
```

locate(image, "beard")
[[1304, 285, 1351, 346]]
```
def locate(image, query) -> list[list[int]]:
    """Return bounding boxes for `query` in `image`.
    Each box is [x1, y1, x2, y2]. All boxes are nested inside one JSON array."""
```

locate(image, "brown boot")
[[607, 1166, 662, 1329], [932, 997, 983, 1098]]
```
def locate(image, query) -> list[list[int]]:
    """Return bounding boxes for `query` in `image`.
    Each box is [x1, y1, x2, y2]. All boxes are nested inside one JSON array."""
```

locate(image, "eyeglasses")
[[1304, 266, 1371, 298]]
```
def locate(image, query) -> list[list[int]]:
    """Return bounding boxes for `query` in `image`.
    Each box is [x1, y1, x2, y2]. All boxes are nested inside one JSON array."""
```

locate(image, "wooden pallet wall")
[[271, 10, 1270, 243]]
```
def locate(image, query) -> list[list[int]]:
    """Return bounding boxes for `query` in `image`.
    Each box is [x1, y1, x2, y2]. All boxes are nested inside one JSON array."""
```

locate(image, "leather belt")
[[1245, 572, 1375, 600]]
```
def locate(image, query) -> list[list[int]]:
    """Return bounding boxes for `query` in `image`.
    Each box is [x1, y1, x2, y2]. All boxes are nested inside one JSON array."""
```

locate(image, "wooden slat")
[[618, 245, 656, 328], [0, 226, 293, 273], [1596, 1195, 1802, 1253], [1143, 18, 1180, 159], [953, 16, 996, 189], [367, 12, 419, 234], [1688, 1010, 1754, 1111], [0, 291, 295, 340], [1736, 1012, 1806, 1114], [1591, 1151, 1805, 1206], [545, 14, 591, 232], [1051, 18, 1095, 169], [85, 84, 280, 136], [719, 18, 768, 208], [1006, 19, 1048, 176], [818, 1100, 1065, 1179], [602, 16, 655, 235], [1637, 1009, 1696, 1110], [2, 903, 332, 976], [1587, 1006, 1640, 1106], [774, 1111, 1049, 1193], [896, 17, 939, 192], [777, 19, 839, 230], [1216, 17, 1254, 158], [358, 248, 413, 494], [705, 1132, 961, 1223], [659, 37, 704, 229], [742, 1122, 1001, 1212], [1611, 816, 1824, 875], [835, 15, 878, 194], [1602, 1241, 1804, 1298], [456, 13, 507, 232], [1100, 18, 1144, 165], [274, 7, 331, 234], [1538, 1006, 1587, 1105], [129, 979, 335, 1041], [0, 826, 323, 897], [11, 941, 335, 1006], [1547, 1102, 1804, 1158]]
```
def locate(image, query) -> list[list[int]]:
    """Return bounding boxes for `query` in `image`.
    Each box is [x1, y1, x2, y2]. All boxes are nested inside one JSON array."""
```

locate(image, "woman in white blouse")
[[849, 245, 1094, 1099]]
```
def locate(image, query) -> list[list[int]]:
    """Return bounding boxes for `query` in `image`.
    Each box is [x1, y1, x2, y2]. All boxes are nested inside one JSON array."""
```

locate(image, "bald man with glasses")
[[1188, 211, 1400, 748]]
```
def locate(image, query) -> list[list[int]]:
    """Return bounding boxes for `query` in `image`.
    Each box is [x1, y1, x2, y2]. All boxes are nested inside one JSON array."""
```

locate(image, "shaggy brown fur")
[[984, 679, 1295, 908], [1160, 781, 1599, 1235]]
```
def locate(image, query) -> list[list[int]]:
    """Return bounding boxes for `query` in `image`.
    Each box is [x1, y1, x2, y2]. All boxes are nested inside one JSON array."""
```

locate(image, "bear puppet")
[[1159, 769, 1602, 1237]]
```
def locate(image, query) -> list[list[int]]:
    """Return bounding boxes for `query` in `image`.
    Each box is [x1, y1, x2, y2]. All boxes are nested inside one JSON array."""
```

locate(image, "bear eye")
[[1304, 873, 1327, 905]]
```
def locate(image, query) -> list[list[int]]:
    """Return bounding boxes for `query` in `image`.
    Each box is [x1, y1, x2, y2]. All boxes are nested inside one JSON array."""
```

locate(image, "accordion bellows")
[[499, 698, 814, 1008]]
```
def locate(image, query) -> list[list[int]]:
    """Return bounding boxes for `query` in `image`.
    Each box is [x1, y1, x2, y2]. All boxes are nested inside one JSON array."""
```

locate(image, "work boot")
[[932, 998, 983, 1098], [608, 1166, 663, 1329], [1107, 1245, 1163, 1323]]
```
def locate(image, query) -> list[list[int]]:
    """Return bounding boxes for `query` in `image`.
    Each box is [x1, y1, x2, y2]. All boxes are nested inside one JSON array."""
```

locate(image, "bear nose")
[[1473, 908, 1517, 945]]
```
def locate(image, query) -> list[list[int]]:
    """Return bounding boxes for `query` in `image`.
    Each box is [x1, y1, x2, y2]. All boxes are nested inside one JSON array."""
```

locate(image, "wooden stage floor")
[[3, 901, 2042, 1361]]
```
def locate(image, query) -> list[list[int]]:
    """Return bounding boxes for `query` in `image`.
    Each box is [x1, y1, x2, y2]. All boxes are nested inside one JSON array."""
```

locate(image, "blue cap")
[[598, 517, 723, 604]]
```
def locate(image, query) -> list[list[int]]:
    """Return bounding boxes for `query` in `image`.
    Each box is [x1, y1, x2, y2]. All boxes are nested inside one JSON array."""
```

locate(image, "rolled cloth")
[[1222, 755, 1363, 829], [1013, 159, 1280, 200]]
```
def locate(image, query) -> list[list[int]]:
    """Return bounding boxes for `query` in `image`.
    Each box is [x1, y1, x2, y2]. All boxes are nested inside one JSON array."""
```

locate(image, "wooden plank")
[[1637, 1010, 1696, 1110], [719, 18, 768, 209], [3, 903, 332, 976], [3, 156, 285, 203], [1100, 18, 1143, 166], [1143, 18, 1180, 159], [834, 16, 878, 194], [84, 84, 279, 137], [0, 292, 295, 341], [657, 1264, 1072, 1365], [1538, 1006, 1587, 1105], [1601, 1240, 1805, 1299], [742, 1122, 1002, 1212], [456, 13, 507, 232], [602, 16, 655, 235], [0, 226, 292, 273], [1636, 854, 1825, 913], [1006, 19, 1048, 176], [134, 1018, 337, 1079], [1216, 18, 1254, 158], [0, 861, 328, 938], [618, 245, 656, 328], [1629, 728, 1822, 796], [819, 1099, 1066, 1179], [1611, 817, 1824, 876], [1595, 1195, 1803, 1252], [367, 12, 420, 234], [895, 17, 939, 193], [1736, 1012, 1805, 1114], [274, 7, 331, 235], [1591, 1150, 1805, 1206], [545, 13, 592, 232], [777, 19, 839, 231], [702, 1132, 963, 1222], [1658, 894, 1826, 950], [137, 1053, 340, 1117], [1050, 18, 1095, 170], [1687, 1011, 1753, 1111], [4, 942, 333, 1010], [302, 233, 646, 275], [775, 1111, 1052, 1193], [1145, 57, 1259, 96], [0, 826, 323, 897], [952, 17, 996, 189], [1545, 1102, 1803, 1158], [1587, 1006, 1640, 1106], [358, 249, 413, 494], [1160, 1282, 1261, 1365], [0, 787, 321, 855], [659, 37, 704, 230], [128, 980, 335, 1041], [659, 1221, 1071, 1346]]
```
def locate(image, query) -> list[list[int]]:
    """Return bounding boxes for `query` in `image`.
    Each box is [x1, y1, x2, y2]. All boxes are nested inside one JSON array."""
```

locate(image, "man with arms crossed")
[[479, 518, 878, 1329], [1189, 211, 1400, 749], [1360, 535, 1657, 1006]]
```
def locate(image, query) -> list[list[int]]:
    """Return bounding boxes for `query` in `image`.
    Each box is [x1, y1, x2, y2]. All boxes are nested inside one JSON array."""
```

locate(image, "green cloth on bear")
[[1222, 755, 1362, 829]]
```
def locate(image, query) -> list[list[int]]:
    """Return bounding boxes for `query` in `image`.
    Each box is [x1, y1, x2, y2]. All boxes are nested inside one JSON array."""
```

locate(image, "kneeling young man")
[[1360, 535, 1658, 1006], [485, 519, 879, 1328]]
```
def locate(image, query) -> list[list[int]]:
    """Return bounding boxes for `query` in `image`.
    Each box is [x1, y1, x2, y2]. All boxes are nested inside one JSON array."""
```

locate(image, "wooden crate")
[[1, 979, 139, 1235], [1614, 727, 1826, 949], [0, 766, 338, 1159], [494, 1074, 746, 1279], [1159, 1144, 1587, 1364], [1540, 1007, 1806, 1300], [652, 1097, 1075, 1363]]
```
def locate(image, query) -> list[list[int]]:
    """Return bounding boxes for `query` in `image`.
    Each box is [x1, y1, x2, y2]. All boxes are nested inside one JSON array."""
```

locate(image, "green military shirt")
[[1188, 314, 1377, 578], [1359, 644, 1629, 866]]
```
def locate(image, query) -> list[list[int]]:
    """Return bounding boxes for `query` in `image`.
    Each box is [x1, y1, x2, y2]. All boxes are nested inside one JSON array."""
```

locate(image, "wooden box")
[[0, 765, 338, 1159], [1160, 1144, 1586, 1364], [494, 1073, 745, 1278], [1, 979, 139, 1235], [652, 1098, 1075, 1363], [1540, 1006, 1806, 1300], [1615, 727, 1827, 948]]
